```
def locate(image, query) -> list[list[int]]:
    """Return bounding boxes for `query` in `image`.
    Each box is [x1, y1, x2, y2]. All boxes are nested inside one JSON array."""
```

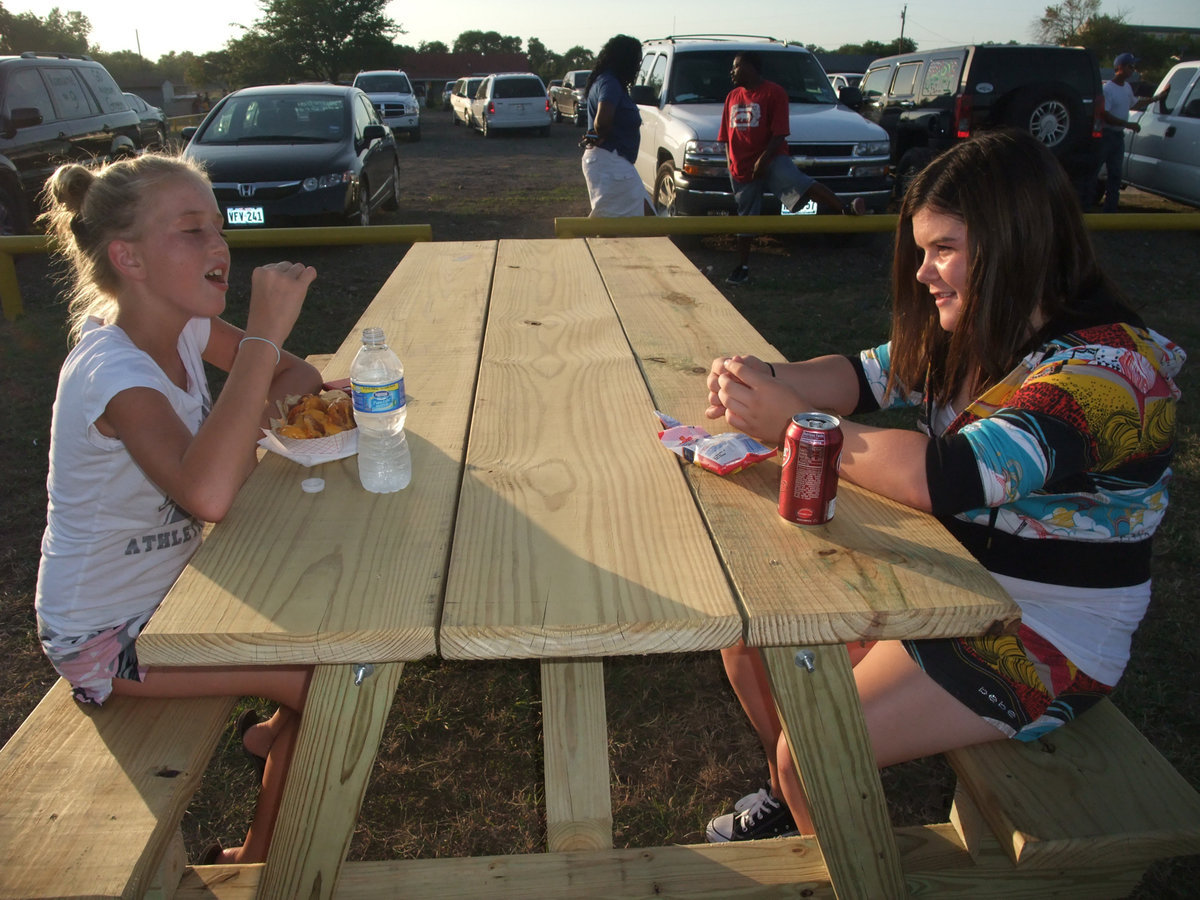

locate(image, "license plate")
[[513, 103, 525, 111], [226, 206, 264, 226], [782, 200, 819, 216]]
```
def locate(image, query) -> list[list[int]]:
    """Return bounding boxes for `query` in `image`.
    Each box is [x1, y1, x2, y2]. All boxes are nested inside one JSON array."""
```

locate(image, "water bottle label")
[[351, 377, 406, 414]]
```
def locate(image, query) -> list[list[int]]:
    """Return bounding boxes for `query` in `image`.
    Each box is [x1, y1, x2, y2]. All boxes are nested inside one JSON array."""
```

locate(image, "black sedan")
[[181, 84, 401, 228], [123, 92, 168, 149]]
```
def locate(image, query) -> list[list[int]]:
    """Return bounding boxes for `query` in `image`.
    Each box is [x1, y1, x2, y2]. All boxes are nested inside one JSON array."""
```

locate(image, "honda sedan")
[[181, 83, 401, 227]]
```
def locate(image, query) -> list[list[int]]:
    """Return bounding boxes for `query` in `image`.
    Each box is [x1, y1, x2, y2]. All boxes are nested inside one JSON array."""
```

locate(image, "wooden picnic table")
[[139, 237, 1018, 900]]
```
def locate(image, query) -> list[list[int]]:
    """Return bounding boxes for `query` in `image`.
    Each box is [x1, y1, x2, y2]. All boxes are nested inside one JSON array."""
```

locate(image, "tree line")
[[4, 0, 1195, 97]]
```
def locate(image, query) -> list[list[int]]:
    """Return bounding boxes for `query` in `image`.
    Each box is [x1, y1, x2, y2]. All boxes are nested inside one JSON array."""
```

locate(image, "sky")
[[10, 1, 1200, 63]]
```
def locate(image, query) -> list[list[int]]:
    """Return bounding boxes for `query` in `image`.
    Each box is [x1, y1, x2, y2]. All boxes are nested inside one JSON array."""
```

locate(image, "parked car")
[[123, 91, 168, 150], [180, 83, 400, 227], [549, 69, 591, 125], [450, 76, 484, 127], [1121, 60, 1200, 208], [827, 72, 862, 96], [857, 44, 1103, 197], [0, 51, 142, 234], [470, 73, 551, 137], [632, 36, 891, 216], [441, 81, 454, 111], [352, 69, 420, 141]]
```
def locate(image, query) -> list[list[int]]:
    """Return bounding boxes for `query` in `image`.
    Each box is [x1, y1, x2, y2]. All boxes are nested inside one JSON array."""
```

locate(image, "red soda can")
[[778, 412, 843, 525]]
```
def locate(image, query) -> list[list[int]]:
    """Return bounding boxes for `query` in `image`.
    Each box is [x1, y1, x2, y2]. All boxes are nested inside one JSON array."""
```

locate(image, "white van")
[[1123, 60, 1200, 208], [353, 70, 421, 141], [633, 36, 891, 215]]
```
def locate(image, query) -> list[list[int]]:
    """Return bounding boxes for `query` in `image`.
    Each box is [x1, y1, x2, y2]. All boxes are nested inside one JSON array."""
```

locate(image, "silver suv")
[[353, 70, 421, 141], [632, 36, 892, 216], [1, 52, 142, 233]]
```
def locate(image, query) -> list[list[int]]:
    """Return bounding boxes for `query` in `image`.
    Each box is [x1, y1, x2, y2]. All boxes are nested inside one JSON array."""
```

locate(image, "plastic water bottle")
[[349, 327, 411, 493]]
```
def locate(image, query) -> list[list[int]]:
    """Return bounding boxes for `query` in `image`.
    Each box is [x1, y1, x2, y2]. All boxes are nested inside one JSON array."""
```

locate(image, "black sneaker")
[[705, 786, 798, 842], [725, 265, 750, 285]]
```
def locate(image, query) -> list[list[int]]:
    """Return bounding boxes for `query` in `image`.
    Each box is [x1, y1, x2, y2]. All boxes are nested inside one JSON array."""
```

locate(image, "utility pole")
[[898, 5, 907, 54]]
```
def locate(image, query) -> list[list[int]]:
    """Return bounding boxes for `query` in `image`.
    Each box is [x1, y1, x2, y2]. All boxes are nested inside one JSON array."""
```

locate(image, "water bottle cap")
[[361, 326, 386, 346]]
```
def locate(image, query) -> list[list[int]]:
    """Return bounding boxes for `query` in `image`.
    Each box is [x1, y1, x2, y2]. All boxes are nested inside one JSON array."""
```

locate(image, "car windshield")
[[195, 95, 347, 144], [494, 78, 545, 99], [669, 50, 838, 104], [356, 74, 412, 94]]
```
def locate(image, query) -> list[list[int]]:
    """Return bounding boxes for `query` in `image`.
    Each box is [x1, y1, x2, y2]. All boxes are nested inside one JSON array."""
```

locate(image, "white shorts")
[[582, 147, 650, 217]]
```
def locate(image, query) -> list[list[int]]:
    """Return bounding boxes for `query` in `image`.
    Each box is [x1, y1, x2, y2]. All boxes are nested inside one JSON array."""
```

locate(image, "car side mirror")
[[837, 87, 863, 110], [180, 126, 198, 144], [363, 123, 387, 142], [630, 84, 659, 106], [9, 107, 43, 130]]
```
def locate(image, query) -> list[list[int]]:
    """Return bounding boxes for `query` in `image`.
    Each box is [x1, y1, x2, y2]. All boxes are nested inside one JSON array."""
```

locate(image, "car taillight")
[[488, 101, 495, 115], [954, 94, 972, 139], [545, 98, 551, 113], [1093, 90, 1105, 139]]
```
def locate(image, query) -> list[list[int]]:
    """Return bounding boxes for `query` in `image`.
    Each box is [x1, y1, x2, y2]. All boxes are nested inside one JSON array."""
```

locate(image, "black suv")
[[1, 52, 142, 234], [857, 45, 1102, 196]]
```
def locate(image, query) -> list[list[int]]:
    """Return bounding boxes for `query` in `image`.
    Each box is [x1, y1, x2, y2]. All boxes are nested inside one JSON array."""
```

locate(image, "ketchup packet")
[[654, 411, 776, 476]]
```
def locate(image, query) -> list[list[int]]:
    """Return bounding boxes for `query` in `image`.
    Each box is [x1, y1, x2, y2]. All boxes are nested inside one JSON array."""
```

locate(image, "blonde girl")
[[35, 154, 320, 864]]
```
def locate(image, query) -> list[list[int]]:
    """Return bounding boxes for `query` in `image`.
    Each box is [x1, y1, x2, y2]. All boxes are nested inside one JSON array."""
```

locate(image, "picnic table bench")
[[3, 237, 1196, 899]]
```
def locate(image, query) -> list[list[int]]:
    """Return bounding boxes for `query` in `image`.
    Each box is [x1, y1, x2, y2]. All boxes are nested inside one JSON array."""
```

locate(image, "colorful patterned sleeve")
[[856, 342, 924, 411], [931, 326, 1181, 533]]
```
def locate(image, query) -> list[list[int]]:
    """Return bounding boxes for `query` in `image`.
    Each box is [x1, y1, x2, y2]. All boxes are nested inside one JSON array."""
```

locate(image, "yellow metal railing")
[[1, 224, 433, 321], [554, 212, 1200, 238]]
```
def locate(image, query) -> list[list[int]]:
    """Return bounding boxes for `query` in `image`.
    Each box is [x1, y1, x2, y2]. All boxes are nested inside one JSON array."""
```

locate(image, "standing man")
[[718, 51, 864, 285], [1098, 52, 1166, 213]]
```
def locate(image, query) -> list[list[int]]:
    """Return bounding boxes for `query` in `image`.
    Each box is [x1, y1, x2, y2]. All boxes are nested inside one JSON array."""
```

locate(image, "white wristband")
[[239, 335, 280, 366]]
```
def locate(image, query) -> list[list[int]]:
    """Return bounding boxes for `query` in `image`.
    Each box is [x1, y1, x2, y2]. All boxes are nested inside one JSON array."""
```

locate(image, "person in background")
[[581, 34, 652, 217], [720, 51, 865, 285], [702, 129, 1183, 842], [36, 153, 321, 864], [1097, 52, 1167, 213]]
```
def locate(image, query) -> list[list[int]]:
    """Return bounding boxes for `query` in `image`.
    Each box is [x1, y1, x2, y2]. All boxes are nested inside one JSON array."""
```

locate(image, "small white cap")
[[301, 477, 325, 493]]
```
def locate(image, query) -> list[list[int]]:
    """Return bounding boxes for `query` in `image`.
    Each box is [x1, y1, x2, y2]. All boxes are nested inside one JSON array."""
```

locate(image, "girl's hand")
[[244, 261, 317, 345], [716, 357, 806, 446], [706, 355, 772, 419]]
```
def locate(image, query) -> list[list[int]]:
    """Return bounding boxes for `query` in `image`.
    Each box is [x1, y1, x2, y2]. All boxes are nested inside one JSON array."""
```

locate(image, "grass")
[[1, 161, 1197, 894]]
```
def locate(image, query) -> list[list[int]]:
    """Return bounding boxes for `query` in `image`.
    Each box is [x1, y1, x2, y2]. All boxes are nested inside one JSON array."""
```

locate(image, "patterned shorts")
[[37, 610, 153, 706], [902, 624, 1112, 742]]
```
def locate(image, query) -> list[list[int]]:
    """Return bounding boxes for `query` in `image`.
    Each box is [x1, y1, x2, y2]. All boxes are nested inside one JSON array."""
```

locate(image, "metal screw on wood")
[[353, 663, 374, 685], [794, 650, 816, 673]]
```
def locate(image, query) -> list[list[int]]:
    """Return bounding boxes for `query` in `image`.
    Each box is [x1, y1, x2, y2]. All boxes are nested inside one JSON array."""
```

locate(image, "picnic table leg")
[[541, 658, 613, 851], [761, 644, 907, 900], [258, 661, 405, 900]]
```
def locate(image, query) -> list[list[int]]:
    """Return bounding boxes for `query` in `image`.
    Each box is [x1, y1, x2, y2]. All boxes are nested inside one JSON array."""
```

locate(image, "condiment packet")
[[654, 410, 776, 476]]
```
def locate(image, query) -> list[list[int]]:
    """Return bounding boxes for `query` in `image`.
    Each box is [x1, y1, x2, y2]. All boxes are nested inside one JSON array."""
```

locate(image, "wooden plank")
[[947, 698, 1200, 870], [762, 645, 905, 900], [439, 239, 740, 660], [541, 659, 612, 852], [0, 679, 233, 900], [258, 661, 405, 899], [176, 825, 1147, 899], [139, 241, 497, 667], [588, 236, 1018, 646]]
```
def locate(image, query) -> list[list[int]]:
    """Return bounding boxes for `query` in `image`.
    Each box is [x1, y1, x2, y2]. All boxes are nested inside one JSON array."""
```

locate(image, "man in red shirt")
[[719, 51, 865, 285]]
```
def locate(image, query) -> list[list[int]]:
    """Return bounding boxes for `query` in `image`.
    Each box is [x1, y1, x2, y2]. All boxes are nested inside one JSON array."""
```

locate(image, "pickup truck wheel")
[[894, 147, 935, 200], [653, 161, 680, 217], [573, 103, 586, 127], [0, 181, 29, 236], [1009, 89, 1077, 151]]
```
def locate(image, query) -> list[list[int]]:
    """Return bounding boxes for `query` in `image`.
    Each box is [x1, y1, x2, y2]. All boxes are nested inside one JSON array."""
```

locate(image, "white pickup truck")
[[631, 36, 892, 216], [1123, 60, 1200, 208]]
